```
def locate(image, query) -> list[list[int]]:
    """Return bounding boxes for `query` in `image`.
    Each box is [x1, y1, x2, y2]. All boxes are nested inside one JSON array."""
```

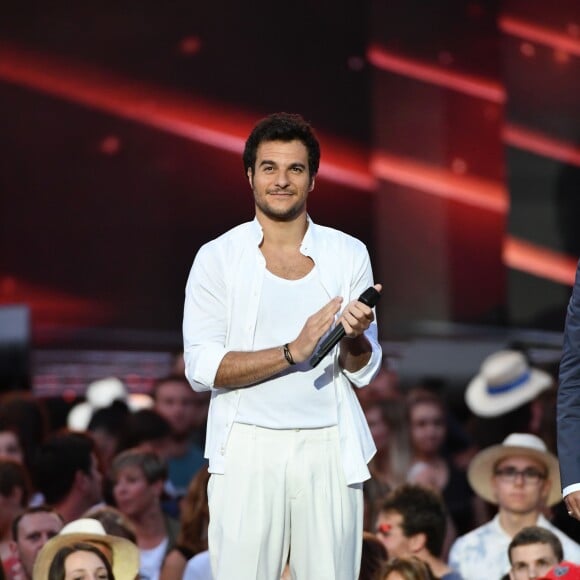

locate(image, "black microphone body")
[[309, 286, 381, 368]]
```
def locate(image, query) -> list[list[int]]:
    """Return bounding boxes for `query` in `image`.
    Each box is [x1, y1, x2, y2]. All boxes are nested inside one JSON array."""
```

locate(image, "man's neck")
[[256, 211, 308, 249], [497, 508, 540, 537], [55, 497, 91, 524]]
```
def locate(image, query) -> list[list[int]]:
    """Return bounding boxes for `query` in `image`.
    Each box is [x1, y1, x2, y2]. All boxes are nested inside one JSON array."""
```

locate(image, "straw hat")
[[467, 433, 561, 506], [465, 350, 552, 417], [33, 518, 140, 580]]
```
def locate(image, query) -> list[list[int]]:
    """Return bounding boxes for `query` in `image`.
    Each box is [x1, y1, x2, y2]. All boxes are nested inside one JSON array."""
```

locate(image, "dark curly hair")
[[242, 112, 320, 181], [380, 484, 447, 558]]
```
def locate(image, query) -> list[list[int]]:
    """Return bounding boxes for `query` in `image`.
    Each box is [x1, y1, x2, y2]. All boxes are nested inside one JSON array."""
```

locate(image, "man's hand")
[[288, 296, 343, 364], [338, 283, 382, 338], [565, 490, 580, 519]]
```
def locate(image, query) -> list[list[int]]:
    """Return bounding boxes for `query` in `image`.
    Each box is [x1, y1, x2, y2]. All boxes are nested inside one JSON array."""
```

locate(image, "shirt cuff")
[[187, 344, 229, 390], [563, 483, 580, 498], [342, 343, 382, 387]]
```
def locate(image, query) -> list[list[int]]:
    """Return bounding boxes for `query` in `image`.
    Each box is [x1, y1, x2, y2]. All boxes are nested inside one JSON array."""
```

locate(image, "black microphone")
[[309, 286, 381, 368]]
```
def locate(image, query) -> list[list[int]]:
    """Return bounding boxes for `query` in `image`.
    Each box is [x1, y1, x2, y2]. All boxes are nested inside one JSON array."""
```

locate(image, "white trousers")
[[208, 423, 363, 580]]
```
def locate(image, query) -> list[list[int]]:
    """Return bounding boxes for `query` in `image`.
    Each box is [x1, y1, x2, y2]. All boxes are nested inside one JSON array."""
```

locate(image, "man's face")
[[374, 511, 412, 558], [12, 512, 63, 579], [154, 380, 206, 438], [509, 542, 560, 579], [248, 139, 314, 223], [491, 455, 550, 515]]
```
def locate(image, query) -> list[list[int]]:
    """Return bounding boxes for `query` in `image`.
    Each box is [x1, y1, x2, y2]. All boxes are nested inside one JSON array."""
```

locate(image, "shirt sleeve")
[[340, 242, 382, 387], [183, 243, 230, 391], [557, 260, 580, 489], [563, 482, 580, 498]]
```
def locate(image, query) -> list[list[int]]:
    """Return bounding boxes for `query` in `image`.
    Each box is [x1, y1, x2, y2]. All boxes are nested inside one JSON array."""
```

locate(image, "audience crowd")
[[0, 349, 579, 579]]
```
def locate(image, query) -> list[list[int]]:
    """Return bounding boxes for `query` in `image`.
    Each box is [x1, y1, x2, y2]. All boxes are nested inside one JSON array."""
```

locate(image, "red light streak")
[[367, 44, 506, 103], [503, 237, 577, 286], [370, 152, 508, 213], [500, 15, 580, 57], [0, 42, 373, 191], [1, 44, 577, 286], [503, 124, 580, 168]]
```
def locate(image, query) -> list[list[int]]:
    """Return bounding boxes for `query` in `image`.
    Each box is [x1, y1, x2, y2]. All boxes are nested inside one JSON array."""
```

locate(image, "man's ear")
[[540, 477, 552, 503], [9, 540, 19, 558], [247, 167, 254, 187], [309, 175, 316, 192], [408, 532, 426, 554], [74, 469, 88, 492], [490, 475, 501, 503]]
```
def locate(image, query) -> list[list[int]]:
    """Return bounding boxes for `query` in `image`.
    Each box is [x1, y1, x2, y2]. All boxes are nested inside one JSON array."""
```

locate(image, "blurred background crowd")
[[0, 347, 579, 579]]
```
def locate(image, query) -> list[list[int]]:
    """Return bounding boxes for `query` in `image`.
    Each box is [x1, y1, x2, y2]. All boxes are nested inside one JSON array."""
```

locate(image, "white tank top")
[[235, 266, 338, 429]]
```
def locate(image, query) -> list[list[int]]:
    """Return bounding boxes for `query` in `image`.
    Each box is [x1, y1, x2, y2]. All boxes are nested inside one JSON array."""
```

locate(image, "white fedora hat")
[[465, 350, 552, 417], [467, 433, 561, 506], [33, 518, 140, 580]]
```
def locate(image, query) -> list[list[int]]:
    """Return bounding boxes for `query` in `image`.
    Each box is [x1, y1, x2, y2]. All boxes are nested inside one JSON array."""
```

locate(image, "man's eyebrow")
[[257, 160, 306, 168]]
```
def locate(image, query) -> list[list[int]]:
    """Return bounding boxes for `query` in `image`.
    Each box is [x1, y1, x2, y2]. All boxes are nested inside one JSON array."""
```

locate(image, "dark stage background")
[[1, 0, 579, 392]]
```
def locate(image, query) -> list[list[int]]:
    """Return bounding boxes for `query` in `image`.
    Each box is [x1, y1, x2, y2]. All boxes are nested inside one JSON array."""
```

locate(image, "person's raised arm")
[[338, 283, 382, 373], [214, 296, 342, 389]]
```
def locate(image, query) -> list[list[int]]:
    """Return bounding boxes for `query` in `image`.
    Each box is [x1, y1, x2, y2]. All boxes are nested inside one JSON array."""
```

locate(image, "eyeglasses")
[[494, 466, 547, 484]]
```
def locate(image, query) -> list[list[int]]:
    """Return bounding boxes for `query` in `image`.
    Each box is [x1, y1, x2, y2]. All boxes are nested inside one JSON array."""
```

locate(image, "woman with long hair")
[[364, 399, 412, 529], [42, 542, 115, 580], [160, 466, 210, 580], [408, 388, 481, 532]]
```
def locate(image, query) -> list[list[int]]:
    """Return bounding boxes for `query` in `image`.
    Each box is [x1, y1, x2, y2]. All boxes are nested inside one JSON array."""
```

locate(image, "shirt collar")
[[250, 215, 318, 258], [493, 511, 543, 537]]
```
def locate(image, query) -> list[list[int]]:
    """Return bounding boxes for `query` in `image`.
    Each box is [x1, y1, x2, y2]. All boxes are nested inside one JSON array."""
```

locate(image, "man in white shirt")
[[183, 112, 382, 580], [449, 433, 580, 580]]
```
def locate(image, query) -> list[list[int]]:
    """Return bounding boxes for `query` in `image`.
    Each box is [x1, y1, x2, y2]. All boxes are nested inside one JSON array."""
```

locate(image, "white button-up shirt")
[[183, 217, 381, 485], [448, 513, 580, 579]]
